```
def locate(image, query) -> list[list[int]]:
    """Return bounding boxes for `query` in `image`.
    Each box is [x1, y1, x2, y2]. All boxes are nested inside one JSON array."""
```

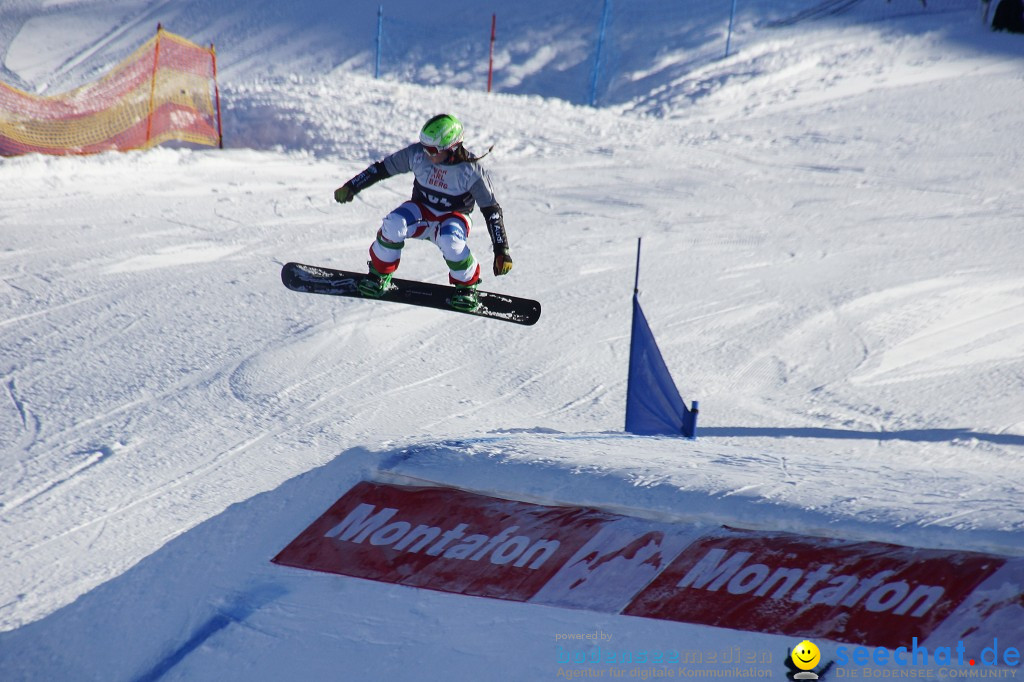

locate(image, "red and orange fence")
[[0, 25, 223, 156]]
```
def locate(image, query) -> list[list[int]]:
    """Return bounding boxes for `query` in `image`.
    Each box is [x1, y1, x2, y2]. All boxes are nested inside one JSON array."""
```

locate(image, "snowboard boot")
[[449, 281, 479, 311], [357, 263, 392, 298]]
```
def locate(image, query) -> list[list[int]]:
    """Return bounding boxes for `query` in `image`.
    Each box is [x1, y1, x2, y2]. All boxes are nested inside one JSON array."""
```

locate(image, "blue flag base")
[[683, 400, 699, 440]]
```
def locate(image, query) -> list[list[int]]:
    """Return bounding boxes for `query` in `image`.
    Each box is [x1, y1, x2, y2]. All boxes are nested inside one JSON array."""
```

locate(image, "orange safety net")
[[0, 27, 222, 156]]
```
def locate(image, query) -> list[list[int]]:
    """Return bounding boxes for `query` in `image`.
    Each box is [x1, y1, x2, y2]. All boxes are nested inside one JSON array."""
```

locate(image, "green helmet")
[[419, 114, 464, 152]]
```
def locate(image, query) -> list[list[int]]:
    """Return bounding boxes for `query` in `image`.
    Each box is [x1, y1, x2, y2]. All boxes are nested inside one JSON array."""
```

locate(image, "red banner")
[[273, 481, 610, 601], [623, 528, 1005, 648], [274, 481, 1020, 649], [529, 518, 706, 612]]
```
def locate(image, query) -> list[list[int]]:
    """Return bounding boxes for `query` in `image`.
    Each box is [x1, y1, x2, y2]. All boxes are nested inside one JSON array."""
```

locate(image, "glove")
[[334, 184, 356, 204], [493, 247, 513, 276]]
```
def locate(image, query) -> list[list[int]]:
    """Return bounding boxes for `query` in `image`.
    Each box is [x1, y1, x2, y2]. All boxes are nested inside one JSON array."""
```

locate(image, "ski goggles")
[[421, 143, 450, 155]]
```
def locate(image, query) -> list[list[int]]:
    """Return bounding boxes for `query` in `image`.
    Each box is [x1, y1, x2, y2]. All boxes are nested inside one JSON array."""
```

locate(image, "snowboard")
[[280, 262, 541, 326]]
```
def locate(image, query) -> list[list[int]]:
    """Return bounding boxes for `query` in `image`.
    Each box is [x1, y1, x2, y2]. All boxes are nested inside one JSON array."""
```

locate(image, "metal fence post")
[[589, 0, 611, 106], [725, 0, 739, 58], [375, 5, 383, 78]]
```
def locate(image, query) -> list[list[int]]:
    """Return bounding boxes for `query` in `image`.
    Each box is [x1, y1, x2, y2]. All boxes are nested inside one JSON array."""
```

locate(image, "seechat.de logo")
[[790, 640, 822, 680]]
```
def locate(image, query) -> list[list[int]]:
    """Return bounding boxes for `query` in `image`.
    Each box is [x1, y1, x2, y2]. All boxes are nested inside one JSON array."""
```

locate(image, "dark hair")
[[449, 143, 477, 163], [448, 142, 494, 164]]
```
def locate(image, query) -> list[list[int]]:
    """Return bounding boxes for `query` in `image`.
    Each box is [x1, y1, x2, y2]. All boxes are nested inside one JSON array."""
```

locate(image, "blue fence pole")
[[589, 0, 611, 106], [375, 5, 383, 78], [724, 0, 738, 58]]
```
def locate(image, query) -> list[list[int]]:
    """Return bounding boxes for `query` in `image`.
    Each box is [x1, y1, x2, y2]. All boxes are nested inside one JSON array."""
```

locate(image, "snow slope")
[[1, 0, 1023, 680]]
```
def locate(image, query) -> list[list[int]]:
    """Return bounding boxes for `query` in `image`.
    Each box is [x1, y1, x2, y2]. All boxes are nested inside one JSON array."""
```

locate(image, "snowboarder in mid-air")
[[333, 114, 513, 312]]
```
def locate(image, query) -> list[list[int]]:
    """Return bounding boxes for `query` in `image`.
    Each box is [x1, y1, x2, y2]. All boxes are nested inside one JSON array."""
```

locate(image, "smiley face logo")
[[791, 640, 821, 671]]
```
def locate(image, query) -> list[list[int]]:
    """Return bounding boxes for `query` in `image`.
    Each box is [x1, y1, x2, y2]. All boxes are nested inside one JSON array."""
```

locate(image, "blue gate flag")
[[625, 294, 698, 438]]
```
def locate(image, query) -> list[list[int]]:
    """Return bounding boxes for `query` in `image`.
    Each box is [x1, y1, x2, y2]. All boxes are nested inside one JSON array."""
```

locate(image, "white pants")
[[368, 201, 480, 285]]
